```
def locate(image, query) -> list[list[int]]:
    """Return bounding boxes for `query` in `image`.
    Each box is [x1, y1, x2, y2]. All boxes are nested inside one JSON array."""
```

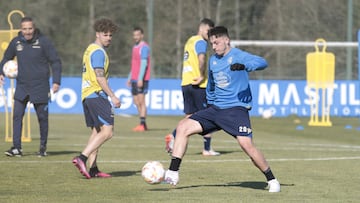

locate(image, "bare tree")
[[176, 0, 183, 78], [215, 0, 222, 25], [88, 0, 95, 43], [197, 0, 203, 20], [234, 0, 240, 39], [1, 0, 358, 79]]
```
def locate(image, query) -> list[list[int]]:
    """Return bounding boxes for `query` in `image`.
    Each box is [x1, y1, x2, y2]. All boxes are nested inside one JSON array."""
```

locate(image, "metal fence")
[[231, 39, 359, 80]]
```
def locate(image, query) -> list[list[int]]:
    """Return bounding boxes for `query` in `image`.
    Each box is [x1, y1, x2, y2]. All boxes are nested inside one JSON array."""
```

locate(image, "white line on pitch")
[[1, 156, 360, 164]]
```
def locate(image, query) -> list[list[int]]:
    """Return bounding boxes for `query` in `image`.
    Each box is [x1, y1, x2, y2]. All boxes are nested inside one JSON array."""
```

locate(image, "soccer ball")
[[262, 109, 273, 119], [141, 161, 165, 184], [2, 60, 18, 79]]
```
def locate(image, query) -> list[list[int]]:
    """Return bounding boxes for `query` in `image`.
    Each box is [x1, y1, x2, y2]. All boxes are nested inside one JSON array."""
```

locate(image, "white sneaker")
[[268, 179, 280, 192], [164, 170, 179, 186], [202, 149, 220, 156]]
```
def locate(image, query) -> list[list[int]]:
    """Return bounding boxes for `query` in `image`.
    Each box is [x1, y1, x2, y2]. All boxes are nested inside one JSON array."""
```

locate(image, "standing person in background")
[[164, 26, 280, 193], [72, 18, 121, 179], [127, 27, 151, 132], [165, 18, 220, 156], [0, 16, 62, 157]]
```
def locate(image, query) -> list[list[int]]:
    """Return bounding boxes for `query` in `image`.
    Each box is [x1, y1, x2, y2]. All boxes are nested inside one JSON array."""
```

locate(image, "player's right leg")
[[73, 126, 114, 179], [86, 127, 100, 166], [82, 125, 113, 156], [131, 81, 148, 131], [5, 99, 26, 157], [73, 97, 114, 179], [164, 117, 206, 185], [132, 93, 147, 131], [73, 125, 114, 179], [88, 148, 111, 178], [171, 118, 203, 158]]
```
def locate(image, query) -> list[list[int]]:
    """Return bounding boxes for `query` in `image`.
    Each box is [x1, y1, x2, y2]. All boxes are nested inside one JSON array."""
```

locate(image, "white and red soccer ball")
[[141, 161, 165, 184], [262, 109, 273, 119], [2, 60, 18, 79]]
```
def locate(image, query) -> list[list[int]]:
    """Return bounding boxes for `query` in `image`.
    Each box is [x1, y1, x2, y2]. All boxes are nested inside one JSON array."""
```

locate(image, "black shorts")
[[181, 84, 207, 114], [190, 105, 253, 138], [82, 96, 114, 128], [131, 81, 149, 95]]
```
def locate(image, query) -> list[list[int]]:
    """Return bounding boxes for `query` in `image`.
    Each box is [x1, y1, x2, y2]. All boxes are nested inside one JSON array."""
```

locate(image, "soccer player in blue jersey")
[[164, 26, 280, 192]]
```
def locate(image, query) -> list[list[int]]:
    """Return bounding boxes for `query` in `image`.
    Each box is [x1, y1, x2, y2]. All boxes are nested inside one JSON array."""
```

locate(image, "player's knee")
[[101, 126, 114, 140], [176, 120, 188, 133], [37, 114, 48, 122], [177, 122, 198, 138], [106, 130, 114, 139]]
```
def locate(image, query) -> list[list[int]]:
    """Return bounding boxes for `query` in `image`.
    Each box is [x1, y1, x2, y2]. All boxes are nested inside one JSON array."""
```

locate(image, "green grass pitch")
[[1, 114, 360, 203]]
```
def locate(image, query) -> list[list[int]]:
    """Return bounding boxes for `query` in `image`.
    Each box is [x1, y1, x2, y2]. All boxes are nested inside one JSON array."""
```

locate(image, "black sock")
[[172, 129, 176, 138], [89, 166, 100, 177], [203, 137, 211, 151], [140, 117, 146, 125], [169, 157, 182, 171], [263, 168, 275, 181], [79, 154, 88, 163]]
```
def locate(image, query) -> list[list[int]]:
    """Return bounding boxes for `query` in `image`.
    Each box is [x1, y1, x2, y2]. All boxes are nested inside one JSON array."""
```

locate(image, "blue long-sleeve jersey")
[[0, 29, 62, 103], [206, 47, 267, 109]]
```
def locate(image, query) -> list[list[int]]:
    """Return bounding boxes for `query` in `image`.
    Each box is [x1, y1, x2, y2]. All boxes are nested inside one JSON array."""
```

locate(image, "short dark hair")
[[21, 16, 33, 23], [133, 26, 144, 34], [200, 18, 214, 28], [208, 26, 229, 39], [94, 18, 118, 33]]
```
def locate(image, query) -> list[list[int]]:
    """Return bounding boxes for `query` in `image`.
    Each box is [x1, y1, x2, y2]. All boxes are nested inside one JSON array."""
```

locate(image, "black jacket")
[[0, 29, 62, 103]]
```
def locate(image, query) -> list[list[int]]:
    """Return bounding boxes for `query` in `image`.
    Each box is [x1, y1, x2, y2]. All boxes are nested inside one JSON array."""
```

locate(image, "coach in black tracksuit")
[[0, 17, 62, 157]]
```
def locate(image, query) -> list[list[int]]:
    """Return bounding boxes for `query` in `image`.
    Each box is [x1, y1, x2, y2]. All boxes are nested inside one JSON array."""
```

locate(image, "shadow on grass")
[[143, 128, 170, 132], [18, 150, 79, 157], [194, 150, 238, 156], [47, 151, 80, 156], [110, 170, 140, 177], [149, 181, 294, 191]]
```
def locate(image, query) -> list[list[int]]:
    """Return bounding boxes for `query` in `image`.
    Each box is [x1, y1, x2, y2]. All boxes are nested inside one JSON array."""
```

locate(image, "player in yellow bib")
[[165, 18, 220, 156], [181, 34, 208, 88], [72, 18, 121, 179], [81, 43, 109, 99]]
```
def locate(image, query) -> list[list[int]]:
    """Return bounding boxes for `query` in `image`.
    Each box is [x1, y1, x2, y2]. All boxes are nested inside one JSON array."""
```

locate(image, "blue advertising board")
[[1, 77, 360, 117]]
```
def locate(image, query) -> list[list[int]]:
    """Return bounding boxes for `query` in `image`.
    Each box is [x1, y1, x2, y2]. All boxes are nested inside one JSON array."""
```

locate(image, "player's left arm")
[[42, 37, 62, 92], [137, 45, 150, 87], [198, 53, 206, 79], [242, 51, 268, 72], [95, 68, 121, 108]]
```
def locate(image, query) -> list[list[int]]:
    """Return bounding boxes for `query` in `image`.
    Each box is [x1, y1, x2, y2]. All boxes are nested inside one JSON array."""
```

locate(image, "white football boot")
[[268, 179, 281, 192], [164, 170, 179, 186]]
